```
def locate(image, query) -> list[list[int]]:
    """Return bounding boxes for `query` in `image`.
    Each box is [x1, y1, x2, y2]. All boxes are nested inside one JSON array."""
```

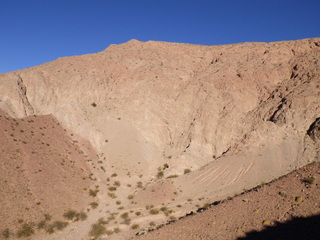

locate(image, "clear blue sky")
[[1, 0, 319, 73]]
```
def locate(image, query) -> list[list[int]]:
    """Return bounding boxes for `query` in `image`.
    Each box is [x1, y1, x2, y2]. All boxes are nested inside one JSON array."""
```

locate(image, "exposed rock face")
[[0, 38, 319, 239], [1, 39, 319, 166]]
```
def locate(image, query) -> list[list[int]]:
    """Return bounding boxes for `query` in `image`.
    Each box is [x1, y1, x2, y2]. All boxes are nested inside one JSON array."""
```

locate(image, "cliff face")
[[0, 38, 319, 239]]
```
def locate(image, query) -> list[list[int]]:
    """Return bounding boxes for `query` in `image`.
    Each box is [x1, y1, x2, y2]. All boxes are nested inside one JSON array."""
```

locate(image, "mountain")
[[0, 37, 319, 239]]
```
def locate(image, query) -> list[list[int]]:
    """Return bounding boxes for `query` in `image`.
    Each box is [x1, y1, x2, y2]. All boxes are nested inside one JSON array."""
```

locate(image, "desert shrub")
[[1, 229, 11, 239], [295, 196, 303, 203], [89, 223, 106, 239], [302, 176, 316, 184], [137, 181, 143, 188], [46, 221, 68, 234], [120, 212, 129, 219], [149, 209, 159, 215], [149, 221, 156, 226], [114, 227, 121, 233], [44, 213, 52, 221], [91, 103, 97, 107], [113, 181, 121, 186], [89, 189, 99, 197], [90, 202, 99, 209], [17, 223, 35, 237], [111, 173, 117, 177], [108, 192, 117, 199], [184, 169, 191, 174], [163, 163, 169, 169], [63, 209, 77, 220], [37, 220, 47, 229], [108, 186, 117, 191], [75, 212, 88, 221], [127, 194, 134, 200], [135, 211, 141, 216], [157, 171, 164, 179], [98, 218, 108, 224], [116, 201, 121, 205], [167, 174, 178, 178], [122, 218, 131, 225], [131, 224, 140, 230]]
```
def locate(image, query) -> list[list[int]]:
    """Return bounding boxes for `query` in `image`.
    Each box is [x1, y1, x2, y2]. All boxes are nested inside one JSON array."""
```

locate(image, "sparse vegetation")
[[184, 168, 191, 174], [91, 103, 97, 107]]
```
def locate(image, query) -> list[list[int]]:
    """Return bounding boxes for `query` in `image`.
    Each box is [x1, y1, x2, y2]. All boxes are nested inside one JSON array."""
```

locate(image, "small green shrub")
[[127, 194, 134, 200], [184, 169, 191, 174]]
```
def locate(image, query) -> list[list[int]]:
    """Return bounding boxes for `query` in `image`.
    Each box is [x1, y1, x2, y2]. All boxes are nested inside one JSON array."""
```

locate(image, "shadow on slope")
[[238, 214, 320, 240]]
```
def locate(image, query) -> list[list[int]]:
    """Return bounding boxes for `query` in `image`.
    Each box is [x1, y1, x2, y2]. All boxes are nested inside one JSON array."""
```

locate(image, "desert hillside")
[[0, 38, 319, 239]]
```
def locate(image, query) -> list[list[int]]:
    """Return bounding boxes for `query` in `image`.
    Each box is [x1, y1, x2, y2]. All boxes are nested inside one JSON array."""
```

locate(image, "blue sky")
[[1, 0, 319, 73]]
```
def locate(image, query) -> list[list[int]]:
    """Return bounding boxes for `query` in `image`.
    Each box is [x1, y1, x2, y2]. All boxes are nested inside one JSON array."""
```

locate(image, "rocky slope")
[[0, 37, 319, 239]]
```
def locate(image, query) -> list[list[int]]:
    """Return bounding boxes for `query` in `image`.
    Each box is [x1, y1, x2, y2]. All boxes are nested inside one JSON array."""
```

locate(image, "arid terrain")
[[0, 37, 319, 239]]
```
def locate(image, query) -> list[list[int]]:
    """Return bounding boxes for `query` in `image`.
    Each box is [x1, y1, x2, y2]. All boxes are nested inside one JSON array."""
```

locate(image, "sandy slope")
[[134, 162, 320, 240]]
